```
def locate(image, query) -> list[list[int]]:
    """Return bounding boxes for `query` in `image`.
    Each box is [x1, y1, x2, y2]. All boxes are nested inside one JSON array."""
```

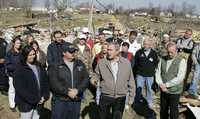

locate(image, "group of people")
[[0, 27, 200, 119]]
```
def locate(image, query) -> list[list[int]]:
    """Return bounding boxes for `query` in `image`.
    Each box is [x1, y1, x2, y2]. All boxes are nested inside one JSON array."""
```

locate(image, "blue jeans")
[[136, 75, 154, 107], [51, 97, 81, 119], [188, 64, 200, 95]]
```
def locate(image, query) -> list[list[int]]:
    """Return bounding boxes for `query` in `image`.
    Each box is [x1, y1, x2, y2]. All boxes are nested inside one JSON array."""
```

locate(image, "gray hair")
[[166, 41, 177, 49], [108, 41, 120, 51]]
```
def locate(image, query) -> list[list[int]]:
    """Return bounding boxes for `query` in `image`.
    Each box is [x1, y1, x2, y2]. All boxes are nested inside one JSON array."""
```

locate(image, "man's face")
[[101, 45, 108, 54], [167, 46, 177, 59], [79, 39, 86, 45], [27, 36, 33, 44], [162, 37, 170, 44], [113, 31, 119, 38], [129, 35, 137, 43], [121, 45, 129, 52], [143, 40, 151, 49], [99, 34, 105, 43], [63, 51, 75, 61], [107, 44, 119, 60], [184, 31, 192, 39], [54, 33, 63, 42]]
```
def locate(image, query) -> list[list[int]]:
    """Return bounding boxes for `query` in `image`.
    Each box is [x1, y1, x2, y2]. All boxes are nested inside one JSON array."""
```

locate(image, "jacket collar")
[[104, 56, 124, 73], [59, 58, 80, 68]]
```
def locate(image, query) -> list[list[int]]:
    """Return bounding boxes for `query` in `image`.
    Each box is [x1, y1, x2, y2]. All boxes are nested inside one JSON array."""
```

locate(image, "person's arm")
[[165, 59, 187, 87], [128, 62, 135, 105], [192, 45, 198, 65], [155, 59, 163, 85], [47, 45, 54, 66], [5, 52, 15, 74]]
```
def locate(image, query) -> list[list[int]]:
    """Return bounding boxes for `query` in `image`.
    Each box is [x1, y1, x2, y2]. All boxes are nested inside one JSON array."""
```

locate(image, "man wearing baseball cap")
[[49, 43, 89, 119]]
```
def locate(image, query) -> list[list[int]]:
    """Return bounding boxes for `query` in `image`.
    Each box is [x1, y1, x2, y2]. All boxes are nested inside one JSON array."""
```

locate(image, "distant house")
[[32, 7, 48, 12], [108, 9, 114, 14], [160, 12, 173, 17], [160, 12, 165, 17], [134, 12, 148, 16], [185, 14, 191, 18]]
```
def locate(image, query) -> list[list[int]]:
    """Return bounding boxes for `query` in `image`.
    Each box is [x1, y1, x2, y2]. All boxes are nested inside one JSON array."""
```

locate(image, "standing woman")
[[30, 40, 47, 68], [13, 45, 49, 119], [5, 36, 22, 111]]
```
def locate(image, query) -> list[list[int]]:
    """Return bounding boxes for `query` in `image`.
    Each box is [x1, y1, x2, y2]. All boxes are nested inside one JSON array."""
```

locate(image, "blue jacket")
[[47, 41, 70, 66], [13, 63, 50, 112], [5, 51, 20, 76]]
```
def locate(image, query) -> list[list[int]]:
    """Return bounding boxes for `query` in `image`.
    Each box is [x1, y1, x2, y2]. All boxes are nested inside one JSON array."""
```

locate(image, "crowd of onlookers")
[[0, 27, 200, 119]]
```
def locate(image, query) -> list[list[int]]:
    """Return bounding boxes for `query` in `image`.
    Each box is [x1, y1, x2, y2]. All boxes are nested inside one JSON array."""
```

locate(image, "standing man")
[[156, 42, 187, 119], [76, 34, 93, 76], [176, 29, 194, 91], [187, 43, 200, 99], [47, 30, 70, 66], [134, 37, 159, 107], [156, 34, 171, 58], [49, 43, 89, 119], [106, 30, 123, 45], [91, 42, 135, 119], [125, 30, 141, 56]]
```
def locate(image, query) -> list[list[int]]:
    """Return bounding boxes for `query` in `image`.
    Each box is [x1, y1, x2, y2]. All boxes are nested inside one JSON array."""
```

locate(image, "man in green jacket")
[[156, 42, 187, 119]]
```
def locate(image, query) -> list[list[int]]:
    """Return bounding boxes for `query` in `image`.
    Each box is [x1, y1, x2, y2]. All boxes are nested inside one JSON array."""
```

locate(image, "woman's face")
[[32, 43, 38, 51], [27, 50, 36, 64], [14, 39, 21, 50]]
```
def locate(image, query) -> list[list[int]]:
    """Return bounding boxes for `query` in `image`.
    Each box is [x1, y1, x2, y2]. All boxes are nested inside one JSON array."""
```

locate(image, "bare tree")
[[187, 4, 196, 15], [45, 0, 51, 11], [148, 2, 153, 10], [54, 0, 68, 12]]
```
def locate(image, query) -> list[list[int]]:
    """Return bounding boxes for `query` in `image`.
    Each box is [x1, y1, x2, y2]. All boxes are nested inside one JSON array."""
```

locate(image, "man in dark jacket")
[[47, 30, 70, 67], [48, 43, 89, 119], [106, 30, 123, 45], [0, 38, 8, 93], [134, 37, 159, 107]]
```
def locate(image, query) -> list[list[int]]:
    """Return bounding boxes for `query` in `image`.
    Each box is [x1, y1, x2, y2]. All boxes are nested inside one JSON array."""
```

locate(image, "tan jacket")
[[95, 57, 135, 103]]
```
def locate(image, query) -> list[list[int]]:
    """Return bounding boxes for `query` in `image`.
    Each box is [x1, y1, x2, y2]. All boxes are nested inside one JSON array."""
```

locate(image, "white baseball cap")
[[82, 27, 90, 33], [79, 34, 87, 40]]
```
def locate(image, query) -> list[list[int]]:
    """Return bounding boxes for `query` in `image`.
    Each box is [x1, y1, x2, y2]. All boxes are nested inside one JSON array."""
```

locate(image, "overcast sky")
[[32, 0, 200, 14]]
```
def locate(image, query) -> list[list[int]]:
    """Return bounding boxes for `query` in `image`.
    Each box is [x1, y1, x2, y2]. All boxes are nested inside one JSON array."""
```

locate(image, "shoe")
[[186, 94, 199, 100], [10, 107, 17, 112]]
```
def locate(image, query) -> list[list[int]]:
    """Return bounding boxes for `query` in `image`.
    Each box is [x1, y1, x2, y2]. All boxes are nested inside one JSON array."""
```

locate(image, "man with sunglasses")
[[49, 43, 89, 119]]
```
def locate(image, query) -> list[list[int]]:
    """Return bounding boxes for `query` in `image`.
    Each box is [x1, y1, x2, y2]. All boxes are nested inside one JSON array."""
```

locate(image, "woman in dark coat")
[[5, 36, 22, 111], [13, 45, 49, 119]]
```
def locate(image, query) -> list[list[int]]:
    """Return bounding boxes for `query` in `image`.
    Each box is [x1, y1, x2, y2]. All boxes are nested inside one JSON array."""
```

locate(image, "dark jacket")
[[106, 37, 123, 45], [5, 51, 20, 76], [47, 40, 70, 66], [13, 63, 50, 112], [48, 59, 89, 101], [135, 48, 159, 77], [0, 39, 7, 68]]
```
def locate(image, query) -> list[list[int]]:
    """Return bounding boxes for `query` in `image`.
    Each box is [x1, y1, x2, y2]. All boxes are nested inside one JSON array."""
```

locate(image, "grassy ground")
[[0, 90, 158, 119]]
